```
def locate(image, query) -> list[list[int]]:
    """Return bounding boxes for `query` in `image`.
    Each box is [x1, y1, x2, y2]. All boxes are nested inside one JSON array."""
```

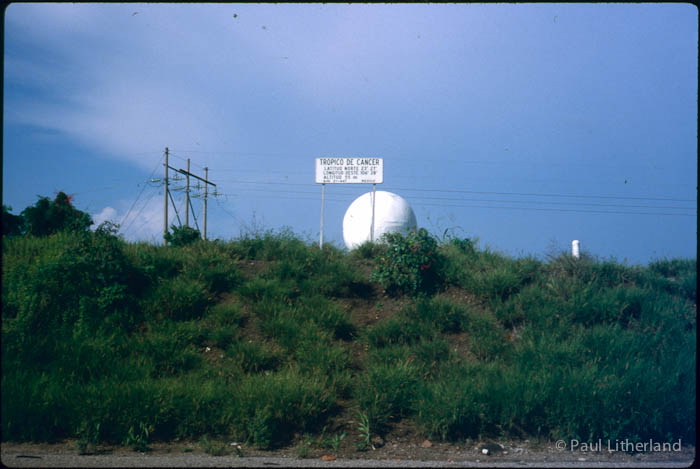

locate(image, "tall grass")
[[2, 229, 695, 449]]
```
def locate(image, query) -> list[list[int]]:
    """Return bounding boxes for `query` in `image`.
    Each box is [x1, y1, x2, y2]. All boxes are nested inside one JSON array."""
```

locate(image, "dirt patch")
[[2, 438, 694, 465]]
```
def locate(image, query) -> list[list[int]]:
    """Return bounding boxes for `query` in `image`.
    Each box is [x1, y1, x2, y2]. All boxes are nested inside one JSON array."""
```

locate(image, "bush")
[[8, 228, 145, 342], [164, 225, 201, 247], [370, 228, 445, 296]]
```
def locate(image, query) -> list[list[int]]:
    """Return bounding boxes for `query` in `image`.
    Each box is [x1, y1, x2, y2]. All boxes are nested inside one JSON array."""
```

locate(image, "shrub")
[[164, 224, 201, 247], [9, 228, 144, 342], [370, 228, 445, 296]]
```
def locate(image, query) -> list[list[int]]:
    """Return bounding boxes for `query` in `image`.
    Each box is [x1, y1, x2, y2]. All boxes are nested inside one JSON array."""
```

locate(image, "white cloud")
[[89, 194, 165, 243], [90, 206, 118, 229], [4, 3, 482, 172]]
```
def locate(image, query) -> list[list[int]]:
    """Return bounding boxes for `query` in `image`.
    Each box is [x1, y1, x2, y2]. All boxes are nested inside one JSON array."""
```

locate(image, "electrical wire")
[[385, 186, 696, 203], [409, 201, 696, 217], [214, 178, 694, 203], [210, 186, 696, 212], [121, 187, 161, 235], [211, 190, 695, 217], [120, 154, 164, 232]]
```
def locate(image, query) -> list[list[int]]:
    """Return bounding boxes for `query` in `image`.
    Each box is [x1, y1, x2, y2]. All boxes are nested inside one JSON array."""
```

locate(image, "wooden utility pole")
[[163, 147, 169, 246], [162, 151, 216, 240], [203, 167, 209, 240], [185, 158, 190, 227]]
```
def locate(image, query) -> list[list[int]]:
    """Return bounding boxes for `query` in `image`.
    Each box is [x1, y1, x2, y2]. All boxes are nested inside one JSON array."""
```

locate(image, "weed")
[[356, 413, 373, 450], [331, 431, 346, 456], [296, 440, 312, 458], [198, 435, 232, 456], [125, 422, 151, 452], [76, 420, 101, 455]]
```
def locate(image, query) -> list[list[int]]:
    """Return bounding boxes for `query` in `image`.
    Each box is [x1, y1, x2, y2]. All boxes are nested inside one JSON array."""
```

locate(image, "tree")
[[2, 205, 24, 236], [20, 192, 93, 236]]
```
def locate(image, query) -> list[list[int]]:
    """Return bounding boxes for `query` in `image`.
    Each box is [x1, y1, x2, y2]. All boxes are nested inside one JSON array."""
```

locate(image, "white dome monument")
[[342, 191, 417, 250]]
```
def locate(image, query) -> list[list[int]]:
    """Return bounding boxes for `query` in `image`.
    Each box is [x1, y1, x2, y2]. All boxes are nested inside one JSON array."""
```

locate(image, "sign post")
[[315, 157, 383, 248], [320, 183, 325, 248]]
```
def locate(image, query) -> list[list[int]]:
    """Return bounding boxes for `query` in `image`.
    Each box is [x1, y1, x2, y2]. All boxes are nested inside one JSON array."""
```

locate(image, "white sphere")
[[343, 191, 417, 250]]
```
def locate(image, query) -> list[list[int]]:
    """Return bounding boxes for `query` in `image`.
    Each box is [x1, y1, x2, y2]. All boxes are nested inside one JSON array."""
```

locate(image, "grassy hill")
[[1, 227, 695, 454]]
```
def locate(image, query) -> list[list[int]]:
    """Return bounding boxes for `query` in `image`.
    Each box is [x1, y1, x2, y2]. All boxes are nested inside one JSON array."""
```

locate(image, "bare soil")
[[2, 437, 694, 466]]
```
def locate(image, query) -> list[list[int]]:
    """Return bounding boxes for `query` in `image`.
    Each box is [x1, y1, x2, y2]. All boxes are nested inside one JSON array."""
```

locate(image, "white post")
[[319, 183, 325, 248], [572, 240, 580, 259], [371, 183, 376, 242]]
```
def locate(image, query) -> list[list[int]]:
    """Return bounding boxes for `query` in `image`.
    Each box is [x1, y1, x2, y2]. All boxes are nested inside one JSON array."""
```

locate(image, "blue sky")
[[3, 3, 697, 264]]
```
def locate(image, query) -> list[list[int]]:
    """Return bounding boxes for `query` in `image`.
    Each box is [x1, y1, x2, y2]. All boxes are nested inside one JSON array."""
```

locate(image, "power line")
[[214, 178, 694, 202], [120, 155, 164, 232], [212, 191, 694, 217], [410, 201, 696, 217], [121, 187, 160, 235], [384, 186, 696, 203], [212, 186, 695, 211]]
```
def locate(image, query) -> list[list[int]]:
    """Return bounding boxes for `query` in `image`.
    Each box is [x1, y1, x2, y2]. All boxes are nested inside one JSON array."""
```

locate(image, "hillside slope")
[[2, 228, 696, 456]]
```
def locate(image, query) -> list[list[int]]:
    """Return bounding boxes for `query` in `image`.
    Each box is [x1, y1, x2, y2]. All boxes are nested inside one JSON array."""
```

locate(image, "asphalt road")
[[2, 453, 695, 468]]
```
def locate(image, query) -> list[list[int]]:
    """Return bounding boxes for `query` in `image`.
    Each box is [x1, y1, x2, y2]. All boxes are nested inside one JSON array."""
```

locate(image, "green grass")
[[2, 229, 695, 449]]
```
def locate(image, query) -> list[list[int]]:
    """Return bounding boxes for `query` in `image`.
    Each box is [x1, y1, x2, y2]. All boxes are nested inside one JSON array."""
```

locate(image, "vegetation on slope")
[[2, 223, 696, 453]]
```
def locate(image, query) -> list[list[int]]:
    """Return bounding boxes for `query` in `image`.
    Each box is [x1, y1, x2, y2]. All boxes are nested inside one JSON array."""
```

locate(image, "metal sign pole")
[[371, 183, 376, 242], [320, 183, 325, 248]]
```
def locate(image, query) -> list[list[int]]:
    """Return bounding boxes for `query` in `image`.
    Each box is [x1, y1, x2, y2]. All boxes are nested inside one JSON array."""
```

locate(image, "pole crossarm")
[[166, 165, 216, 187], [163, 148, 217, 242]]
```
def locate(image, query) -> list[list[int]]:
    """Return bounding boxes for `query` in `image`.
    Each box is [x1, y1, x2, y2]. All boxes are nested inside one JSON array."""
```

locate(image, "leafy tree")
[[20, 192, 93, 236], [2, 205, 24, 236], [164, 224, 201, 247]]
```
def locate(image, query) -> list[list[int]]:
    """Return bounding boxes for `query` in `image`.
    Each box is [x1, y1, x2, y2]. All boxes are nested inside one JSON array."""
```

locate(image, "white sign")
[[315, 157, 383, 184]]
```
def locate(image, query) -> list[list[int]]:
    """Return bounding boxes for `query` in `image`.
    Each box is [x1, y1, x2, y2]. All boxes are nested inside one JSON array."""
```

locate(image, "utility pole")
[[203, 167, 209, 240], [163, 147, 169, 246], [185, 158, 190, 227], [162, 151, 216, 240]]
